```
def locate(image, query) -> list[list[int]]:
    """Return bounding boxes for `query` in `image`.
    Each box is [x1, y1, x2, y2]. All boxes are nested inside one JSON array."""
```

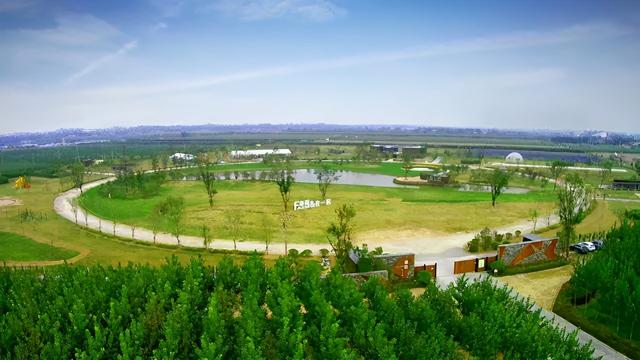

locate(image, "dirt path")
[[2, 248, 90, 268], [54, 178, 560, 257], [0, 197, 22, 207], [499, 265, 573, 310]]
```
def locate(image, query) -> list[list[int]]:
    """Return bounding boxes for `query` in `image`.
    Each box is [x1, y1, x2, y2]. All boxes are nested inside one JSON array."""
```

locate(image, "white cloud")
[[0, 0, 37, 13], [65, 40, 138, 84], [212, 0, 346, 21], [19, 14, 123, 46], [85, 22, 630, 97], [0, 14, 129, 82]]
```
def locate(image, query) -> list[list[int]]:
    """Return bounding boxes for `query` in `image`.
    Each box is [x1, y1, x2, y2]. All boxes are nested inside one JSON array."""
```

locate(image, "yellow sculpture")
[[14, 176, 31, 190]]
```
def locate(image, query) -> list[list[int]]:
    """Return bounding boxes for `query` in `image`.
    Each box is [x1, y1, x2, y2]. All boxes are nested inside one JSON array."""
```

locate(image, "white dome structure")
[[505, 152, 524, 163]]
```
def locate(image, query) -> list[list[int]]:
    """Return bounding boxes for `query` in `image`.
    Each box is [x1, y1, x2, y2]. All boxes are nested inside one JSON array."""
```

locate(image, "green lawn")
[[176, 160, 423, 178], [0, 178, 285, 267], [0, 231, 78, 261], [80, 179, 556, 244]]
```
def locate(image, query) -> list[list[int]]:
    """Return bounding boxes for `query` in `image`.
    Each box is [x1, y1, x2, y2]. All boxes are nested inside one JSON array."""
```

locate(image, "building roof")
[[522, 233, 545, 241], [230, 149, 291, 157], [170, 153, 195, 160]]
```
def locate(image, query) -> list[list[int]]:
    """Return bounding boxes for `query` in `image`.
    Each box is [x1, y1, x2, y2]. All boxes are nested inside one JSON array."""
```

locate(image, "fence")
[[414, 263, 437, 279], [453, 255, 498, 275], [497, 238, 558, 266]]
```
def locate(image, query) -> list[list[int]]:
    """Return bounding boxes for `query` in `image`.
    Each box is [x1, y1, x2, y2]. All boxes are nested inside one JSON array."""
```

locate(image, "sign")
[[293, 198, 331, 211]]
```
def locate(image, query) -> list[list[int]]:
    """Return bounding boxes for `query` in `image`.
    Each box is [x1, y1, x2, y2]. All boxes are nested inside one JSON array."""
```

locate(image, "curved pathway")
[[2, 248, 90, 268], [54, 177, 560, 258]]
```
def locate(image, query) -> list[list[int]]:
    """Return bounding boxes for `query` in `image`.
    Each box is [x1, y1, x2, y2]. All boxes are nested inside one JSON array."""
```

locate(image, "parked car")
[[582, 242, 597, 252], [569, 243, 589, 254], [592, 240, 604, 250]]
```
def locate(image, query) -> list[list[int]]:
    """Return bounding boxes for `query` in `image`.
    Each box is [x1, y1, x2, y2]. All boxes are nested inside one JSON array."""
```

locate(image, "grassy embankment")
[[0, 178, 281, 267], [0, 231, 78, 262], [80, 176, 556, 244]]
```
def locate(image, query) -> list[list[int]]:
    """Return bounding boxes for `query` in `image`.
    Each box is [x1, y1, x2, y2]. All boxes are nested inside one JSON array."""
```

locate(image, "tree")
[[326, 204, 356, 271], [202, 224, 212, 250], [70, 162, 85, 193], [70, 198, 79, 224], [557, 174, 587, 258], [274, 166, 294, 212], [197, 154, 218, 208], [224, 209, 242, 251], [486, 169, 510, 207], [260, 214, 276, 254], [151, 157, 159, 171], [529, 208, 540, 232], [315, 165, 340, 200], [402, 153, 413, 179], [599, 160, 614, 188], [550, 160, 569, 189], [274, 160, 295, 254], [150, 203, 164, 243], [279, 210, 293, 255], [157, 196, 185, 245]]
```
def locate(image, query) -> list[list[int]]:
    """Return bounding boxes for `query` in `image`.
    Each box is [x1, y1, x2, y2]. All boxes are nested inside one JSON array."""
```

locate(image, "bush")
[[416, 270, 432, 286], [489, 260, 507, 274], [300, 249, 313, 257], [460, 158, 481, 164], [0, 175, 8, 184], [357, 257, 373, 272]]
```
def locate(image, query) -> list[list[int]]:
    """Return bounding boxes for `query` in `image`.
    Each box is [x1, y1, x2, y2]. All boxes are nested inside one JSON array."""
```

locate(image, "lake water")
[[179, 169, 531, 192], [458, 184, 530, 194], [180, 169, 409, 188]]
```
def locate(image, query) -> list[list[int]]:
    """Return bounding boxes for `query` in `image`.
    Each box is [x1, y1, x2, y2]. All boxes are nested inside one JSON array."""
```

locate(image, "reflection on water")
[[458, 184, 530, 194], [177, 169, 531, 192], [179, 169, 410, 188]]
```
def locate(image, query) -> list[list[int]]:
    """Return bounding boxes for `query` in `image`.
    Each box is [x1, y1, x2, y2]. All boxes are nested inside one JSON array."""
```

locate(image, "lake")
[[180, 169, 410, 188]]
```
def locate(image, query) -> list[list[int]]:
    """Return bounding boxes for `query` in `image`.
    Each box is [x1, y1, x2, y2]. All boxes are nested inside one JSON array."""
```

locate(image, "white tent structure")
[[505, 152, 524, 163], [230, 149, 292, 158]]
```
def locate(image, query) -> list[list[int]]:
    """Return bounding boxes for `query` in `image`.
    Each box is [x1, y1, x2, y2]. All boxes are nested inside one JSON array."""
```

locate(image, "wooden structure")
[[348, 250, 415, 280], [414, 263, 437, 279], [453, 255, 498, 275]]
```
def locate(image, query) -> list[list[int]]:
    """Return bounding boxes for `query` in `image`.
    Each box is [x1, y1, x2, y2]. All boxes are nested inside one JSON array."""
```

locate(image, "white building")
[[505, 152, 524, 163], [230, 149, 292, 158], [170, 153, 195, 161]]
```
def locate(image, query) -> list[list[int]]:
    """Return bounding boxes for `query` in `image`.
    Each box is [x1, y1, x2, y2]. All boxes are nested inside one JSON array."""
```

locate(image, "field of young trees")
[[556, 216, 640, 358], [0, 255, 595, 359]]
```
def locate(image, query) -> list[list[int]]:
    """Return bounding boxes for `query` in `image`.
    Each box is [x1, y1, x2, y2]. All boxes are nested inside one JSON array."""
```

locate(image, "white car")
[[581, 242, 597, 252]]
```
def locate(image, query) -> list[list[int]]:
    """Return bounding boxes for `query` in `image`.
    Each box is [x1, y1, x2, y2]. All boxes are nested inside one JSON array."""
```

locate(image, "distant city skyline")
[[1, 0, 639, 133]]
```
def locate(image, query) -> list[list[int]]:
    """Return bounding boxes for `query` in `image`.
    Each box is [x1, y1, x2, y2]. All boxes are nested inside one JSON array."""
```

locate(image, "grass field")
[[0, 231, 78, 261], [80, 179, 556, 244], [536, 200, 639, 239], [0, 178, 282, 266], [499, 265, 573, 310]]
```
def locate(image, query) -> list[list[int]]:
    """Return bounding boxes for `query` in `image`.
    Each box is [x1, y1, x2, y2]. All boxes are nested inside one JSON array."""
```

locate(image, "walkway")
[[54, 177, 560, 257]]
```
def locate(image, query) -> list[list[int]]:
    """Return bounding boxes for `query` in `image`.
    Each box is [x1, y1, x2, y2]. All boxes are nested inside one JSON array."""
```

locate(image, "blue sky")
[[1, 0, 639, 133]]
